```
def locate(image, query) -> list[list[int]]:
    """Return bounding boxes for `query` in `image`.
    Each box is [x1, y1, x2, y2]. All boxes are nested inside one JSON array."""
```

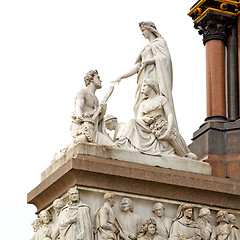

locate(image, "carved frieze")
[[30, 188, 240, 240]]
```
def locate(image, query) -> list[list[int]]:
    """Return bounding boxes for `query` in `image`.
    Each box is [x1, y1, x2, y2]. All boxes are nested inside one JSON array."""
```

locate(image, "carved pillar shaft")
[[227, 24, 239, 120], [206, 40, 226, 118]]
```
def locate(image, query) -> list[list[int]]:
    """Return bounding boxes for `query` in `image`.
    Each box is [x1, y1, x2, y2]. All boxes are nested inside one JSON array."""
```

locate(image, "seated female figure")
[[117, 79, 196, 159]]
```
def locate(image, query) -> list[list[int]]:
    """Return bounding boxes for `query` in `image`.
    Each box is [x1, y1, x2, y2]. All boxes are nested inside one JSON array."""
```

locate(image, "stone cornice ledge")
[[28, 149, 240, 213], [42, 143, 211, 181]]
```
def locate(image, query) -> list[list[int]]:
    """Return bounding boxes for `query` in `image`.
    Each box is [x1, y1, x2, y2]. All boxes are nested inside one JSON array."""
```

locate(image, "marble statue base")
[[28, 143, 240, 214], [27, 142, 240, 240], [42, 143, 211, 181], [28, 153, 240, 226]]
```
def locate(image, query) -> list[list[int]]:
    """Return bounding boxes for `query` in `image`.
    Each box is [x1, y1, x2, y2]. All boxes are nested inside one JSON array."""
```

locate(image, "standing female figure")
[[113, 21, 177, 131]]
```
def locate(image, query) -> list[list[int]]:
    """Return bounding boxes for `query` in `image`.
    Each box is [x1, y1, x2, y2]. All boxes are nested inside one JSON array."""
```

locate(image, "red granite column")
[[205, 40, 226, 119], [238, 15, 240, 116], [188, 2, 240, 181]]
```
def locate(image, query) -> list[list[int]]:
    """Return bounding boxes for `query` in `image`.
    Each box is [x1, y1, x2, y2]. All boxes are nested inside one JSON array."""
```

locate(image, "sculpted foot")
[[186, 152, 198, 160]]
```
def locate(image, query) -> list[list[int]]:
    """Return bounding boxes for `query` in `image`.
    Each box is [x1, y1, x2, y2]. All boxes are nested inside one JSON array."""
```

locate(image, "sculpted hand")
[[112, 225, 120, 234], [140, 116, 152, 124], [100, 103, 107, 115], [111, 76, 122, 85], [128, 233, 135, 240], [158, 129, 171, 140]]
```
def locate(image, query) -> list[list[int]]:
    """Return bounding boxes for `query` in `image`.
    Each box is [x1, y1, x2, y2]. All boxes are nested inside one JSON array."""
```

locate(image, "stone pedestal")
[[28, 143, 212, 211], [27, 145, 240, 230], [28, 144, 239, 211], [42, 143, 211, 182]]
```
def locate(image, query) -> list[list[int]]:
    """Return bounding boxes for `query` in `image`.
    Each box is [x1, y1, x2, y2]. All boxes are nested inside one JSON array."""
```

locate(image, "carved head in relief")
[[53, 198, 65, 216], [174, 203, 195, 221], [39, 210, 52, 225], [120, 197, 133, 212], [138, 217, 158, 237], [228, 214, 236, 225], [198, 207, 211, 222], [67, 187, 80, 203], [31, 219, 41, 232], [216, 210, 229, 223], [104, 192, 116, 207], [53, 198, 65, 210], [152, 202, 165, 217]]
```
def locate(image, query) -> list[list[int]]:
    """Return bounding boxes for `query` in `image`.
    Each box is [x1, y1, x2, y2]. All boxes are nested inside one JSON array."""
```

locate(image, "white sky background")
[[0, 1, 205, 239]]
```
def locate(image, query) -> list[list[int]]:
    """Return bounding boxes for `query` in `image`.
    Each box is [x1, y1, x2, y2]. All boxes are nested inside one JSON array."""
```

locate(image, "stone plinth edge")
[[42, 143, 211, 181], [28, 155, 240, 213]]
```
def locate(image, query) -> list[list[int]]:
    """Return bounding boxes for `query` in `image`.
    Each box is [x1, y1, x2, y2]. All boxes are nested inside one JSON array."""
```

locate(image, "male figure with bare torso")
[[71, 70, 113, 145]]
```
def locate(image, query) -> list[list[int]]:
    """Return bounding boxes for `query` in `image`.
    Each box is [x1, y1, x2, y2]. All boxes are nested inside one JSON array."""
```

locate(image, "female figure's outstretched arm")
[[112, 62, 141, 85]]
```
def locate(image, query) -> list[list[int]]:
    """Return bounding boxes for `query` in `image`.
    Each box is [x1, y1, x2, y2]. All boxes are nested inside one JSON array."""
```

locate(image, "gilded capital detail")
[[188, 0, 238, 44]]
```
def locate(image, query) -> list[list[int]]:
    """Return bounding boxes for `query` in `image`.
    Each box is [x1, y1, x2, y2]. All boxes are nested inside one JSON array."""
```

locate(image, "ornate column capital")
[[188, 0, 238, 45], [195, 11, 236, 45]]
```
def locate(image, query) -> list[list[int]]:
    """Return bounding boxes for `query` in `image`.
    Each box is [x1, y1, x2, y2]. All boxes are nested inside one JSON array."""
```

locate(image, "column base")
[[189, 118, 240, 181], [204, 115, 228, 122]]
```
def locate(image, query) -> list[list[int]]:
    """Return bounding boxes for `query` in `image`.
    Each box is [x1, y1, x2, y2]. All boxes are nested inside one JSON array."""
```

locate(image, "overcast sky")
[[0, 1, 205, 239]]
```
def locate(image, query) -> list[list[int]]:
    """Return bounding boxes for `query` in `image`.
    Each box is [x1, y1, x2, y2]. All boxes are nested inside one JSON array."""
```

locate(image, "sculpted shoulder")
[[60, 202, 90, 211], [76, 88, 87, 98], [165, 216, 172, 225], [79, 203, 91, 210]]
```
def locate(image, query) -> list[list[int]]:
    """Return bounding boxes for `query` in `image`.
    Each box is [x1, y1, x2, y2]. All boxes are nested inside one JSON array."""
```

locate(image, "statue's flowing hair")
[[137, 217, 158, 238], [139, 21, 161, 38]]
